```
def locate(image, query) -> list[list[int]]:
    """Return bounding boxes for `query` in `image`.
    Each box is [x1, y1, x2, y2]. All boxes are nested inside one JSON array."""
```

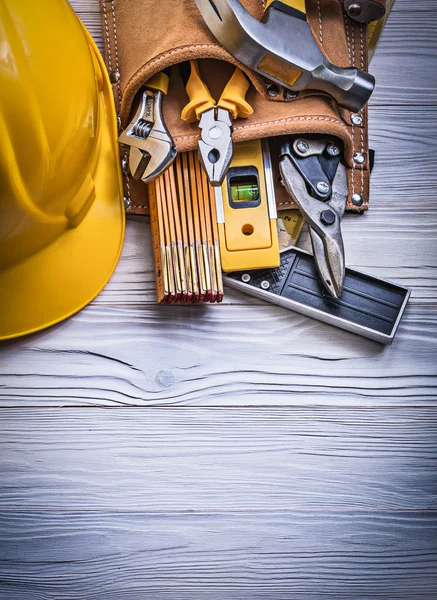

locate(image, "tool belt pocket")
[[101, 0, 372, 214]]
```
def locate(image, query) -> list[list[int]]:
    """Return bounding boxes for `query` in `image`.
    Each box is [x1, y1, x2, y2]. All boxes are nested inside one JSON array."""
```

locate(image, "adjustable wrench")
[[194, 0, 375, 112], [119, 71, 176, 183]]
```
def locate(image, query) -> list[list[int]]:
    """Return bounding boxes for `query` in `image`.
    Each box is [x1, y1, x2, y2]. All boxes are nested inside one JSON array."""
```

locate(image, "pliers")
[[279, 138, 349, 298], [181, 60, 253, 186]]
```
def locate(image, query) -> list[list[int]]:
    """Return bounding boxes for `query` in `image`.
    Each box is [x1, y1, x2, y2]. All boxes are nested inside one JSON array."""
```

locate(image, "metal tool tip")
[[324, 278, 343, 299]]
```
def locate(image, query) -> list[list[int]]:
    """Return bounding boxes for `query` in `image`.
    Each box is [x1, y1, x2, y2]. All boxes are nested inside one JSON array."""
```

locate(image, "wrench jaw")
[[119, 88, 176, 184], [130, 141, 177, 184], [198, 107, 233, 187]]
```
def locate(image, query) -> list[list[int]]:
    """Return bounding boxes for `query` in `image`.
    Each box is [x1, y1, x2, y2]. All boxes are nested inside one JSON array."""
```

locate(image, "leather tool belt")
[[100, 0, 386, 215]]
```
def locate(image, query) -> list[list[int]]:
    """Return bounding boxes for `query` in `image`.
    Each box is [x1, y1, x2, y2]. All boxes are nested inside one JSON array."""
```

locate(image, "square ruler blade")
[[225, 246, 411, 344]]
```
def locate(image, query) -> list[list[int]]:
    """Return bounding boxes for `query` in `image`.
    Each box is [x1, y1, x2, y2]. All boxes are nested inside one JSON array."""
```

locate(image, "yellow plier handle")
[[218, 67, 253, 119], [181, 60, 215, 122], [181, 59, 253, 123], [146, 71, 170, 95], [265, 0, 306, 10]]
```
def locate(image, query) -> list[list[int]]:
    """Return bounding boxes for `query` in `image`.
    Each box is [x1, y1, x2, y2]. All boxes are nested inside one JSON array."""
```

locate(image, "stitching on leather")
[[108, 1, 130, 208], [316, 0, 323, 45], [173, 115, 348, 141], [124, 44, 227, 91], [236, 115, 348, 131], [174, 134, 200, 141], [102, 1, 112, 71], [344, 11, 352, 63], [111, 1, 122, 106], [343, 10, 356, 196], [344, 15, 356, 194], [351, 18, 357, 196], [340, 1, 368, 209]]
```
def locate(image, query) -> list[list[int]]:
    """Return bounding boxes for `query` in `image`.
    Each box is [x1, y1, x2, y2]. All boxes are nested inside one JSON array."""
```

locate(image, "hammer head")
[[195, 0, 374, 111]]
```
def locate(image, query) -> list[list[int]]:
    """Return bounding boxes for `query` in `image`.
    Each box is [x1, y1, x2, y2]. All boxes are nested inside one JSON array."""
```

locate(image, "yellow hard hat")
[[0, 0, 125, 340]]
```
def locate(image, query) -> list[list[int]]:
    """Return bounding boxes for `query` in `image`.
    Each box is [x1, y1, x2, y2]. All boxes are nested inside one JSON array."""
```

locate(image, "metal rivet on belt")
[[353, 152, 366, 165], [352, 193, 364, 206], [241, 273, 251, 283], [350, 113, 363, 126], [347, 3, 362, 17], [110, 70, 120, 84], [121, 158, 129, 175], [123, 197, 131, 211], [266, 84, 280, 98], [260, 280, 270, 290]]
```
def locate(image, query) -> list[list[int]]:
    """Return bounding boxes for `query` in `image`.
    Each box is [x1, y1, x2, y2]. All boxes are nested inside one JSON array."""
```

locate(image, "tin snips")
[[279, 137, 349, 298]]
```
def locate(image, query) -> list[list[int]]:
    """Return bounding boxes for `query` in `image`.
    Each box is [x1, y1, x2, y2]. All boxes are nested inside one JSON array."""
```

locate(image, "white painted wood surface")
[[1, 408, 436, 511], [1, 512, 436, 600], [0, 1, 436, 598]]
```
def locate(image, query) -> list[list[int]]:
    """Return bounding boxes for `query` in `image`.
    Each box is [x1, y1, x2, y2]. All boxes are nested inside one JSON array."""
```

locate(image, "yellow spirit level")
[[214, 139, 280, 271]]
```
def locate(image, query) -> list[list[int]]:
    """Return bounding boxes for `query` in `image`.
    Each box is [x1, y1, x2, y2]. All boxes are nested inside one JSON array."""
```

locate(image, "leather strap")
[[305, 0, 370, 211], [100, 0, 371, 215]]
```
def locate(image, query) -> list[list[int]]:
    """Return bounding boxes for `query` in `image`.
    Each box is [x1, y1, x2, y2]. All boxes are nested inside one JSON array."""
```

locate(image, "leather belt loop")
[[100, 0, 134, 212]]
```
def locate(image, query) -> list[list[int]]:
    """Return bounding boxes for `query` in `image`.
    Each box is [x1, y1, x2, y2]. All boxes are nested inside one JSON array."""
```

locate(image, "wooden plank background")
[[0, 1, 436, 598]]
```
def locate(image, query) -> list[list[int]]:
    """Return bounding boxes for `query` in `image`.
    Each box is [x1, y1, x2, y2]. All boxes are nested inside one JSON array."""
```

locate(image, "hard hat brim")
[[0, 30, 125, 341]]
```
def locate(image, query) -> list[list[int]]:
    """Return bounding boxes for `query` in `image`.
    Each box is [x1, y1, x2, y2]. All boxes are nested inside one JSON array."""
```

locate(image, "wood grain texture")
[[368, 107, 437, 206], [78, 217, 437, 306], [393, 1, 437, 10], [0, 3, 434, 599], [74, 2, 103, 50], [370, 10, 437, 105], [0, 511, 436, 600], [0, 304, 435, 408], [95, 210, 437, 306], [0, 407, 436, 512]]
